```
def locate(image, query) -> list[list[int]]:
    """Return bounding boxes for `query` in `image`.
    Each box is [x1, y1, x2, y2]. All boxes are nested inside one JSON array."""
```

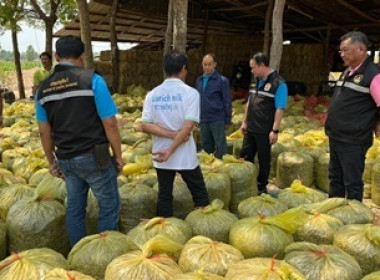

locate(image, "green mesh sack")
[[326, 199, 375, 224], [363, 271, 380, 280], [153, 175, 194, 219], [68, 231, 137, 280], [294, 213, 344, 244], [0, 184, 34, 220], [238, 194, 288, 218], [0, 248, 69, 280], [175, 270, 226, 280], [178, 235, 243, 276], [315, 153, 330, 193], [222, 155, 258, 213], [225, 257, 306, 280], [229, 208, 309, 258], [45, 268, 95, 280], [127, 217, 192, 248], [333, 224, 380, 275], [104, 235, 183, 280], [185, 199, 237, 243], [0, 219, 5, 261], [276, 152, 314, 188], [201, 165, 231, 209], [277, 179, 326, 208], [6, 186, 70, 256], [284, 242, 362, 280], [119, 183, 157, 233]]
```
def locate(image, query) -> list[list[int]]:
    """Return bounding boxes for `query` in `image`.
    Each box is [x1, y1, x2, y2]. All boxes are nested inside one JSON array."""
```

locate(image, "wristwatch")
[[272, 129, 279, 134]]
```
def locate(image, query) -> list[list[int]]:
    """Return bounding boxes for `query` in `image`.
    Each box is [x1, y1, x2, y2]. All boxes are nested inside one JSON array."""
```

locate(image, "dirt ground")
[[7, 69, 36, 99]]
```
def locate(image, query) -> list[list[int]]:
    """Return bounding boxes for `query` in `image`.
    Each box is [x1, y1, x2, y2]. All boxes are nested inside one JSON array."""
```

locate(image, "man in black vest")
[[36, 36, 123, 246], [240, 53, 288, 194], [325, 31, 380, 201]]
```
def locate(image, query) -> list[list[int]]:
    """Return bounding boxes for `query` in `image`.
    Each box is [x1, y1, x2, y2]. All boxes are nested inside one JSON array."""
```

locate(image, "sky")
[[0, 23, 136, 54]]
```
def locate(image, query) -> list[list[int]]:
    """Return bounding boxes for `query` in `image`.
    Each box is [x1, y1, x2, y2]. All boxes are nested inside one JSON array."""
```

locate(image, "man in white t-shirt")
[[141, 50, 210, 217]]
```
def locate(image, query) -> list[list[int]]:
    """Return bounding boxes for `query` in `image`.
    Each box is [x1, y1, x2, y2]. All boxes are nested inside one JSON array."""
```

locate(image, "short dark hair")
[[251, 52, 269, 67], [163, 50, 189, 76], [40, 51, 52, 60], [56, 35, 85, 59], [340, 31, 369, 49], [203, 53, 217, 63]]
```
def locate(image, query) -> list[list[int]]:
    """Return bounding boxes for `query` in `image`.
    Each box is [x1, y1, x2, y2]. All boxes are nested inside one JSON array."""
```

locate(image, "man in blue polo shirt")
[[36, 35, 123, 247], [241, 52, 288, 194]]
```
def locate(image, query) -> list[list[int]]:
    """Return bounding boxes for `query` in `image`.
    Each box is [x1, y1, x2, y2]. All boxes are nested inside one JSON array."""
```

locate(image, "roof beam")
[[336, 0, 379, 23], [215, 2, 267, 12]]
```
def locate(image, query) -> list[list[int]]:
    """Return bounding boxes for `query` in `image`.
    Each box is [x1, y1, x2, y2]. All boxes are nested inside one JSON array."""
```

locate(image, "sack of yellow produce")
[[284, 242, 362, 280], [45, 268, 95, 280], [105, 235, 183, 280], [363, 271, 380, 280], [68, 231, 137, 280], [225, 257, 306, 280], [185, 199, 237, 243], [294, 212, 343, 244], [229, 208, 308, 258], [128, 217, 192, 248], [222, 155, 258, 213], [0, 248, 68, 280], [238, 193, 288, 219], [178, 235, 243, 276], [0, 219, 5, 261], [175, 270, 225, 280], [277, 179, 326, 208], [334, 224, 380, 275]]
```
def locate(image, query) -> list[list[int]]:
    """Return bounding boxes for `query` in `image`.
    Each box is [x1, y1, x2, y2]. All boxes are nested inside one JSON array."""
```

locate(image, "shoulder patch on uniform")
[[353, 74, 363, 84], [264, 83, 272, 91]]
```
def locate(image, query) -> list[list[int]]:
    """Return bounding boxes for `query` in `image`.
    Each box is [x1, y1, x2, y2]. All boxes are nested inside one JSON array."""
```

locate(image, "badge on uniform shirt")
[[353, 74, 363, 84], [264, 83, 272, 91]]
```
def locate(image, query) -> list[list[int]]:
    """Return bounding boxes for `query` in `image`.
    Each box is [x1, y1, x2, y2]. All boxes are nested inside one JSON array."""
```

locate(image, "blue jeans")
[[200, 121, 227, 159], [58, 152, 120, 247]]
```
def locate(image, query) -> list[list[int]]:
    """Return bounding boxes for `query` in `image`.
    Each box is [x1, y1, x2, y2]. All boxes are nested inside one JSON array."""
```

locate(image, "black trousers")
[[155, 166, 210, 217], [240, 132, 271, 193], [328, 138, 371, 201]]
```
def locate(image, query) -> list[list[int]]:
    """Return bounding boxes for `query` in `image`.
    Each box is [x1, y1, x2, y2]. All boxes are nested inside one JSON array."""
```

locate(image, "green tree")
[[25, 45, 38, 61], [0, 0, 27, 99], [28, 0, 77, 55]]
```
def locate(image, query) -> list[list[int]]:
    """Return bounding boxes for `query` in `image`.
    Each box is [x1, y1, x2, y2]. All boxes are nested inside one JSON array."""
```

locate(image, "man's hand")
[[241, 122, 247, 133], [114, 156, 124, 175], [269, 131, 278, 145], [49, 162, 63, 178], [152, 149, 173, 163]]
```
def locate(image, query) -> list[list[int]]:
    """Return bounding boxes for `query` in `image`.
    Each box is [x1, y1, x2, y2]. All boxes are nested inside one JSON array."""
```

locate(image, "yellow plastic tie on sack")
[[201, 199, 224, 214], [290, 179, 307, 193], [260, 208, 309, 234], [141, 234, 183, 259], [143, 217, 167, 230]]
